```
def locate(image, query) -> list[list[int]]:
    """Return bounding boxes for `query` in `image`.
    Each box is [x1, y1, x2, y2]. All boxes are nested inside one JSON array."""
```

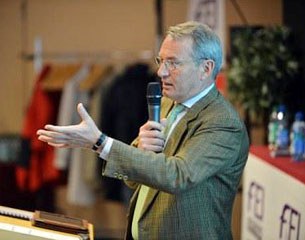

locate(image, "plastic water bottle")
[[268, 106, 278, 150], [290, 111, 305, 161], [274, 105, 290, 156]]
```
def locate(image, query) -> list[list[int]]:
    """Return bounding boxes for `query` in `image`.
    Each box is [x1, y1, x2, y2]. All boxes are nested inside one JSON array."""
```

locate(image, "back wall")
[[0, 0, 282, 133]]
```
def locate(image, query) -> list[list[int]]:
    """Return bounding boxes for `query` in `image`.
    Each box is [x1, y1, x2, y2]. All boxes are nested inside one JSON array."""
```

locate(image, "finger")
[[150, 145, 164, 153], [148, 121, 163, 131], [150, 138, 165, 147], [139, 143, 164, 153], [47, 142, 69, 148], [140, 121, 163, 132], [77, 103, 92, 122], [138, 137, 164, 149], [139, 129, 164, 140], [140, 137, 164, 146], [37, 135, 49, 143], [37, 129, 59, 136], [44, 124, 70, 133], [153, 129, 165, 139], [45, 124, 80, 137], [38, 135, 69, 145], [37, 129, 69, 141], [37, 129, 73, 143]]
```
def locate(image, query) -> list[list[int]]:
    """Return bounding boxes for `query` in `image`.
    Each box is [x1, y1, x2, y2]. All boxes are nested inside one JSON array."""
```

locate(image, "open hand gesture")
[[37, 103, 101, 149]]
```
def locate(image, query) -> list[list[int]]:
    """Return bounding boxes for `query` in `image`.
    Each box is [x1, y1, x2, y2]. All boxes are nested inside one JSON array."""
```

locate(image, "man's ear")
[[202, 59, 215, 78], [199, 59, 214, 80]]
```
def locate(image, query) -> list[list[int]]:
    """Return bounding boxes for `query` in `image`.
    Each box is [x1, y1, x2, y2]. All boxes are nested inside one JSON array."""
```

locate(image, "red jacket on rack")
[[16, 65, 62, 192]]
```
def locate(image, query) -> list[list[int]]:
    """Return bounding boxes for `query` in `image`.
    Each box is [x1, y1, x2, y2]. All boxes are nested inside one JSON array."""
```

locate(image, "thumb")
[[77, 103, 91, 122]]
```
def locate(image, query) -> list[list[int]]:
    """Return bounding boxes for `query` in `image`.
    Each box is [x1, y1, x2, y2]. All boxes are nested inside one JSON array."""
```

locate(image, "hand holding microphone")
[[137, 82, 165, 152]]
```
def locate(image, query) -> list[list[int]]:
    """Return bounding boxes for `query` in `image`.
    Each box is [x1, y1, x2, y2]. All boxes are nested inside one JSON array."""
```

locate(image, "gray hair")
[[167, 21, 223, 79]]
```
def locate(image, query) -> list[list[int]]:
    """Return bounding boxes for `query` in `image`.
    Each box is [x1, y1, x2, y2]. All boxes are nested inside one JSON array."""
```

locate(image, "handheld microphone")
[[146, 82, 162, 122]]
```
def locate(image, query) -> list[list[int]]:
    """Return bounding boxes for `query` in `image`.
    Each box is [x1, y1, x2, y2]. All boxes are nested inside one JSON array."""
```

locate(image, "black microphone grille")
[[147, 82, 161, 105], [147, 82, 161, 97]]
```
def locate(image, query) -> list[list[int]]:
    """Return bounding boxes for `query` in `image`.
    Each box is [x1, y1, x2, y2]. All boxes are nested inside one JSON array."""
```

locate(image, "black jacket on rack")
[[99, 63, 159, 202]]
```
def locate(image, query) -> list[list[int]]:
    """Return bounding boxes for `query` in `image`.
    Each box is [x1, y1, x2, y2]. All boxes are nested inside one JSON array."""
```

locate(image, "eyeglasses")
[[155, 57, 191, 71]]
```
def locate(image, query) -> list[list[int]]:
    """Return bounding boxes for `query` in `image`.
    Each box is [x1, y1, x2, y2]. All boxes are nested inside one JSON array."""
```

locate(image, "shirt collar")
[[181, 83, 215, 108]]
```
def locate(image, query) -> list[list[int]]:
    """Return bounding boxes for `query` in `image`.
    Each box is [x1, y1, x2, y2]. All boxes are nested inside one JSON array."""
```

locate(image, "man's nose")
[[157, 63, 170, 78]]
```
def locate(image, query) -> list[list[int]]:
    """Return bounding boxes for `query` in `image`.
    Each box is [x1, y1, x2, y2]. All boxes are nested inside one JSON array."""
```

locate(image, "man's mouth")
[[162, 82, 173, 88]]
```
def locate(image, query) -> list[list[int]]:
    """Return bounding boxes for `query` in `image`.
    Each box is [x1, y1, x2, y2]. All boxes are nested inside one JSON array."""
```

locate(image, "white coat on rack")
[[53, 64, 96, 206], [34, 36, 43, 74]]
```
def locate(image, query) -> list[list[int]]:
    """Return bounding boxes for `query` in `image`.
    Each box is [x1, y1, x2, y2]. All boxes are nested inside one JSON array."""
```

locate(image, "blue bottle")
[[268, 106, 279, 150], [275, 105, 290, 151], [290, 111, 305, 161]]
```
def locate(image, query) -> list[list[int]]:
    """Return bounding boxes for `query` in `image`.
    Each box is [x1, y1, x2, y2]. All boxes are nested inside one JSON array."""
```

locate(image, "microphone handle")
[[148, 105, 160, 123]]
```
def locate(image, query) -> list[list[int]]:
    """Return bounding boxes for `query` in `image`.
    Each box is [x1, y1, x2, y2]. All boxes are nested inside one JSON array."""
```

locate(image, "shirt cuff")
[[99, 137, 113, 160]]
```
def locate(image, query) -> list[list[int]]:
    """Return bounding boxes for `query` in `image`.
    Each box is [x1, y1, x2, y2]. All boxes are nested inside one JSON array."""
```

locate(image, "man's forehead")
[[159, 36, 193, 58]]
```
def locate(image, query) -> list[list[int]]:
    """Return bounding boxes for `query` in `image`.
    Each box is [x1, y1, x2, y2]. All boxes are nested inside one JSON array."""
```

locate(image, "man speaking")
[[38, 21, 249, 239]]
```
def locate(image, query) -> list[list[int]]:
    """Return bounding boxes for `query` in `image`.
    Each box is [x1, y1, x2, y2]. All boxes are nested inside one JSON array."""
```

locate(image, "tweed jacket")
[[102, 86, 249, 240]]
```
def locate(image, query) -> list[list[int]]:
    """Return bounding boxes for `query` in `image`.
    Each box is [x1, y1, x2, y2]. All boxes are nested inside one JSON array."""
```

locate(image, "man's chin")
[[162, 90, 171, 98], [162, 91, 177, 101]]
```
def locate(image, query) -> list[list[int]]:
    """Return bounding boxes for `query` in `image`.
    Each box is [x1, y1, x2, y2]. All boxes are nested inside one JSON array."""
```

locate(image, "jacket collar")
[[162, 86, 218, 124]]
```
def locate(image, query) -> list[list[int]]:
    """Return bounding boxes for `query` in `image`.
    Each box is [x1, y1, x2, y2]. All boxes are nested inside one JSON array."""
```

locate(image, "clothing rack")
[[24, 37, 154, 62], [21, 50, 154, 63], [20, 37, 155, 90]]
